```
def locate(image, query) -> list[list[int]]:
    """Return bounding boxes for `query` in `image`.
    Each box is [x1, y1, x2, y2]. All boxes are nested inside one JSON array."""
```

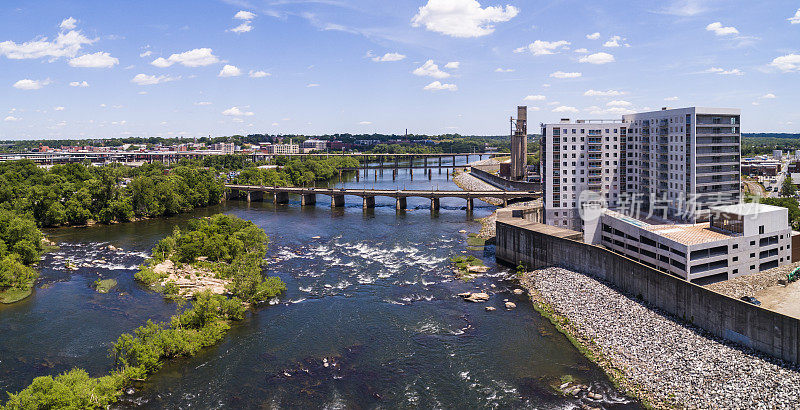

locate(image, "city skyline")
[[1, 0, 799, 139]]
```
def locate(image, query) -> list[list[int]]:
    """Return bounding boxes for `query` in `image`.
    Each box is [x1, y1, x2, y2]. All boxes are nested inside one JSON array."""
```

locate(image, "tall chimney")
[[510, 106, 528, 181]]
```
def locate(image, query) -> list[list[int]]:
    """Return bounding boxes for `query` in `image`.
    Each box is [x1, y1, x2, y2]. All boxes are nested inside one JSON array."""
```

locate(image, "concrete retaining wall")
[[496, 220, 800, 364], [470, 166, 541, 191]]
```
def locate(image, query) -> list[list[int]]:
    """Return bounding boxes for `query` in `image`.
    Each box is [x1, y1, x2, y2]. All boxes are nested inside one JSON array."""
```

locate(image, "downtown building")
[[541, 107, 793, 283]]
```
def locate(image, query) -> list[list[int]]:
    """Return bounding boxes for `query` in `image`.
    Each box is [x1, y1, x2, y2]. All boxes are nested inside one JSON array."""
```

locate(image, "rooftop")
[[604, 209, 731, 246], [711, 203, 786, 216]]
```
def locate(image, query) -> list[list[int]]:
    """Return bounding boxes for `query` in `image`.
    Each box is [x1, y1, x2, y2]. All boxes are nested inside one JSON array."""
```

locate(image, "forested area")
[[3, 215, 285, 408], [232, 156, 359, 186], [0, 160, 224, 227]]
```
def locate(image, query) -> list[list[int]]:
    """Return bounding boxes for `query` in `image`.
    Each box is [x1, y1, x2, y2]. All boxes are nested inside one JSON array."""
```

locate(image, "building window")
[[759, 225, 765, 235]]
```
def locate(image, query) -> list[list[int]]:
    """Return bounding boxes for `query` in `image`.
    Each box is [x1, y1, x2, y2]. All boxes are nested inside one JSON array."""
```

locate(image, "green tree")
[[781, 175, 797, 197]]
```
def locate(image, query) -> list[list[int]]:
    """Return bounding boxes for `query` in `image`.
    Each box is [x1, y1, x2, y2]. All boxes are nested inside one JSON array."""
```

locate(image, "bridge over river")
[[226, 185, 540, 211]]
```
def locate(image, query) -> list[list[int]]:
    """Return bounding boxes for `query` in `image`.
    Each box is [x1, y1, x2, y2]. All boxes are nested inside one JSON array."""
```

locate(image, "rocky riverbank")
[[520, 267, 800, 409]]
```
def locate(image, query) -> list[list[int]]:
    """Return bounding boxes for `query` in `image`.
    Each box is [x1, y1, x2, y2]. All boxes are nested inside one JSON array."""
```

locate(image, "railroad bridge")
[[226, 185, 540, 212]]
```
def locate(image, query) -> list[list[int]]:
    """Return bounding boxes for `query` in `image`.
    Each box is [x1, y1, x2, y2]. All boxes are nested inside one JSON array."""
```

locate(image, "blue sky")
[[1, 0, 799, 139]]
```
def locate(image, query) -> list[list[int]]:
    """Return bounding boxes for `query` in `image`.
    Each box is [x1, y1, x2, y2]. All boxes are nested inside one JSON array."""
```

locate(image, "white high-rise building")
[[622, 107, 741, 223], [540, 119, 628, 230], [541, 107, 741, 230]]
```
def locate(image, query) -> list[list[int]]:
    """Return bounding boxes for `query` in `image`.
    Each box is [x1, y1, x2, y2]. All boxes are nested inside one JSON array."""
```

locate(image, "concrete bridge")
[[226, 185, 540, 211]]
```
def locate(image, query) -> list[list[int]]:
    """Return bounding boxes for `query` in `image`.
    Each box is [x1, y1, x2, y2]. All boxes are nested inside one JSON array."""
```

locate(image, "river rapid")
[[0, 156, 640, 409]]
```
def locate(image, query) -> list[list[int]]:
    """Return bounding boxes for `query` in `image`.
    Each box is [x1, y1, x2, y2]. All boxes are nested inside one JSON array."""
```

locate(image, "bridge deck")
[[226, 185, 540, 199]]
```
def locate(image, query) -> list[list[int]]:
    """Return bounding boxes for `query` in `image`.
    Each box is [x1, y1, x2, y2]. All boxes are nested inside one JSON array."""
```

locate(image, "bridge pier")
[[356, 171, 360, 182], [362, 196, 375, 208], [246, 191, 252, 203], [396, 197, 407, 210], [428, 169, 432, 180], [466, 197, 473, 212], [301, 194, 316, 206], [274, 192, 289, 204], [392, 169, 397, 181], [331, 195, 345, 208], [430, 197, 440, 210], [410, 168, 413, 181]]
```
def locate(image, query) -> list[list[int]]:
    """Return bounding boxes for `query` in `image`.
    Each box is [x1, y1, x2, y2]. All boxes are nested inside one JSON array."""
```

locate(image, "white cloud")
[[358, 121, 372, 125], [603, 35, 628, 48], [550, 71, 582, 79], [586, 106, 636, 115], [584, 89, 625, 97], [235, 10, 256, 20], [664, 96, 679, 101], [68, 51, 119, 68], [218, 64, 242, 77], [586, 32, 600, 40], [222, 106, 254, 116], [770, 54, 800, 72], [444, 61, 460, 69], [574, 48, 588, 53], [60, 17, 77, 30], [423, 81, 457, 91], [4, 115, 21, 122], [306, 83, 320, 87], [413, 60, 451, 78], [704, 67, 743, 75], [195, 101, 212, 106], [660, 0, 708, 16], [552, 106, 579, 113], [69, 80, 89, 87], [151, 48, 220, 67], [411, 0, 519, 38], [0, 29, 93, 60], [131, 73, 178, 85], [13, 78, 50, 90], [54, 106, 65, 111], [495, 67, 514, 72], [229, 21, 253, 33], [760, 93, 777, 99], [523, 95, 546, 101], [514, 40, 570, 56], [790, 9, 800, 24], [249, 70, 270, 78], [579, 52, 615, 64], [706, 22, 739, 36], [139, 50, 152, 57], [372, 52, 406, 62], [606, 100, 632, 107]]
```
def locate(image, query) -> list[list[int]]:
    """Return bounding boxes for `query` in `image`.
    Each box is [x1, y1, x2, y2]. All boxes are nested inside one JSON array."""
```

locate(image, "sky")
[[0, 0, 799, 140]]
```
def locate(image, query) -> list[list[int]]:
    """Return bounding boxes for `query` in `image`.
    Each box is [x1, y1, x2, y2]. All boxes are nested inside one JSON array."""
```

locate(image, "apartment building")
[[584, 203, 791, 284], [622, 107, 741, 223], [541, 107, 741, 230], [263, 143, 299, 155], [540, 119, 627, 230]]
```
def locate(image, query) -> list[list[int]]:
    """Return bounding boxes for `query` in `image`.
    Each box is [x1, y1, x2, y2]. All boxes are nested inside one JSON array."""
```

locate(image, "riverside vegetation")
[[0, 156, 357, 305], [0, 210, 45, 303], [1, 214, 285, 408]]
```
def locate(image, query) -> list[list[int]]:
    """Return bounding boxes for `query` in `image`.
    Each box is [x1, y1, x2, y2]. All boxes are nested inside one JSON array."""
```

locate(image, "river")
[[0, 156, 640, 408]]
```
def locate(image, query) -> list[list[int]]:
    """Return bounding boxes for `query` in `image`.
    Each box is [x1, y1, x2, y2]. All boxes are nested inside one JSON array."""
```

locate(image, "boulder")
[[458, 230, 467, 233], [106, 245, 117, 252], [513, 288, 524, 295], [465, 292, 490, 302], [467, 265, 489, 273], [505, 302, 517, 309], [457, 292, 472, 298], [485, 306, 496, 311]]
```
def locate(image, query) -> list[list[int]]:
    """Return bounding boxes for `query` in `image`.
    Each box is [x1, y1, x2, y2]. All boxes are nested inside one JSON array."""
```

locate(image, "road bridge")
[[226, 185, 540, 212]]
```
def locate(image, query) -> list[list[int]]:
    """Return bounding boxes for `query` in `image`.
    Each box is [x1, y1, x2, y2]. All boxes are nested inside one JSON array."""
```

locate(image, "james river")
[[0, 156, 640, 408]]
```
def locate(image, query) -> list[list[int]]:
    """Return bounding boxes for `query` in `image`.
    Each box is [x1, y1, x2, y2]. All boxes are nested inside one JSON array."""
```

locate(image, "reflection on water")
[[0, 156, 639, 408]]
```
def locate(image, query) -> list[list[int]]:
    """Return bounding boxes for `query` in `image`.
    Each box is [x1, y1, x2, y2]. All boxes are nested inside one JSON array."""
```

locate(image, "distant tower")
[[510, 106, 528, 181]]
